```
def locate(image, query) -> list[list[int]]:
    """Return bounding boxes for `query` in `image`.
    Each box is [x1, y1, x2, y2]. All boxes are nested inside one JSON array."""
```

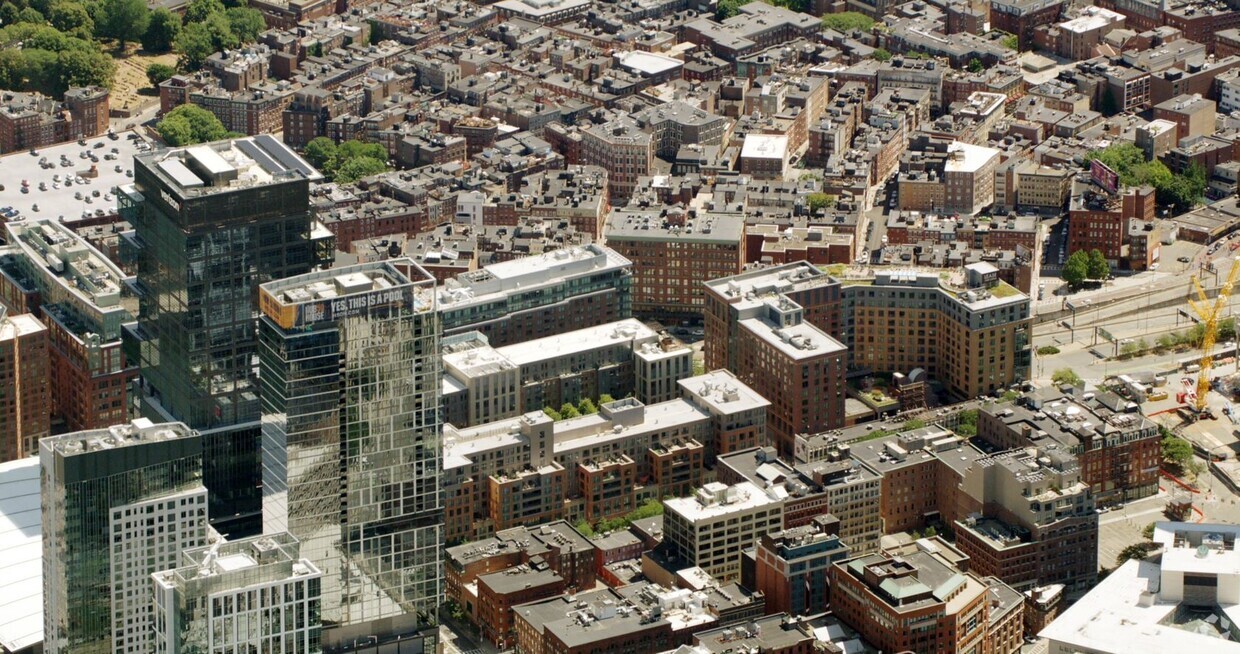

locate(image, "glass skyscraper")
[[41, 420, 207, 654], [120, 136, 332, 536], [258, 260, 442, 646]]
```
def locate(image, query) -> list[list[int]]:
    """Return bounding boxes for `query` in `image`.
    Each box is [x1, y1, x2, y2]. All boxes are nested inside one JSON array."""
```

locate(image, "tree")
[[820, 11, 874, 32], [224, 6, 264, 43], [156, 104, 229, 145], [48, 2, 92, 39], [1162, 433, 1194, 468], [302, 136, 337, 171], [333, 155, 387, 183], [146, 62, 175, 87], [967, 57, 983, 73], [807, 192, 834, 212], [599, 394, 615, 405], [902, 418, 926, 430], [577, 397, 598, 415], [1220, 317, 1237, 341], [955, 409, 979, 437], [543, 406, 562, 421], [559, 402, 581, 419], [337, 139, 386, 162], [142, 8, 180, 52], [1000, 34, 1018, 50], [1142, 522, 1156, 540], [1062, 250, 1089, 288], [96, 0, 149, 47], [1087, 249, 1109, 280], [174, 14, 237, 70], [1036, 345, 1060, 355], [183, 0, 225, 24], [1116, 543, 1154, 565], [715, 0, 748, 20], [1052, 368, 1083, 387], [1121, 340, 1139, 356], [56, 47, 113, 90], [1156, 333, 1176, 352], [871, 48, 892, 61], [16, 6, 43, 24], [574, 520, 595, 537]]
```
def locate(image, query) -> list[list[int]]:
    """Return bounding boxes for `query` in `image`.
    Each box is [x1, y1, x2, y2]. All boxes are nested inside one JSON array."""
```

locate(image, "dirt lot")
[[110, 48, 177, 117]]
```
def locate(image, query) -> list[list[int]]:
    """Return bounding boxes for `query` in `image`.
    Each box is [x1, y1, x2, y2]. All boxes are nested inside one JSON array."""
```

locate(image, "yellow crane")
[[1188, 257, 1240, 415]]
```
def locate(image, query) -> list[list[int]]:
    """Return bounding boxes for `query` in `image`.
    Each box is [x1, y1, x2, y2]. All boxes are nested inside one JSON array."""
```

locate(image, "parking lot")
[[0, 130, 154, 223]]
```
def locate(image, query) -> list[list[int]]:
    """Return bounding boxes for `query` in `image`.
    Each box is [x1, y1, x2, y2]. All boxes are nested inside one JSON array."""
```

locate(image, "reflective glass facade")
[[123, 141, 327, 536], [259, 261, 444, 634], [40, 422, 204, 654]]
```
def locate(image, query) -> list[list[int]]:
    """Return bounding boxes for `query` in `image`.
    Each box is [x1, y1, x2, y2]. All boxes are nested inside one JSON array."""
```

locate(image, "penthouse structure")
[[442, 319, 692, 428], [830, 542, 1024, 654], [703, 265, 847, 458], [3, 220, 135, 433], [0, 311, 48, 463], [604, 209, 745, 322], [663, 482, 785, 582], [41, 420, 208, 654], [150, 533, 323, 654], [437, 244, 633, 347], [978, 389, 1161, 505], [258, 261, 443, 644], [122, 135, 331, 536], [442, 371, 769, 543]]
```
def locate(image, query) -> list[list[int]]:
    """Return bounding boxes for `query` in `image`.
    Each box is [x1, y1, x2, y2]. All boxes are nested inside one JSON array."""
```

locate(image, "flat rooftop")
[[678, 370, 771, 414], [617, 50, 682, 76], [42, 419, 194, 457], [138, 134, 322, 198], [500, 318, 657, 367], [944, 141, 1000, 174], [741, 134, 789, 160], [665, 481, 781, 522], [260, 260, 436, 325], [739, 316, 846, 360], [5, 219, 128, 323], [438, 244, 631, 309], [0, 458, 41, 653]]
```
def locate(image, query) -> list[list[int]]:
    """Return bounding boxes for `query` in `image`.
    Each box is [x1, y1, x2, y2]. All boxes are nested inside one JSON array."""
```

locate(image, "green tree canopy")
[[96, 0, 149, 47], [715, 0, 750, 20], [146, 62, 175, 87], [558, 402, 581, 420], [183, 0, 225, 24], [577, 397, 598, 415], [967, 57, 983, 73], [142, 8, 180, 52], [807, 192, 834, 212], [1062, 250, 1089, 288], [224, 6, 265, 43], [174, 12, 238, 70], [57, 47, 113, 88], [1087, 249, 1109, 280], [1052, 368, 1084, 387], [1162, 433, 1194, 467], [302, 137, 337, 171], [156, 104, 230, 145], [820, 11, 874, 32], [871, 48, 892, 61], [334, 155, 387, 183], [1116, 543, 1154, 566], [955, 409, 978, 436], [48, 1, 93, 39], [1084, 143, 1205, 213]]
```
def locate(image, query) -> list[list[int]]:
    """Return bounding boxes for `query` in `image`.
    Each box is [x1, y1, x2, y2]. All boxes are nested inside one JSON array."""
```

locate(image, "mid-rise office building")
[[663, 482, 785, 582], [258, 260, 443, 644], [3, 219, 135, 433], [41, 420, 208, 654], [0, 310, 48, 462], [150, 533, 323, 654], [437, 244, 633, 347], [122, 135, 331, 536], [746, 516, 851, 617]]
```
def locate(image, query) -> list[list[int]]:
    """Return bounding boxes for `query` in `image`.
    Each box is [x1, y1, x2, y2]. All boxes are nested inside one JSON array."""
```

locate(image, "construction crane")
[[1187, 257, 1240, 416]]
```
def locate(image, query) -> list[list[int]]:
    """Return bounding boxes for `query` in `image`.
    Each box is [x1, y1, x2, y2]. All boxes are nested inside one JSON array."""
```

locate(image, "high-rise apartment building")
[[151, 532, 323, 654], [0, 310, 49, 462], [437, 244, 633, 347], [41, 420, 208, 654], [3, 219, 135, 432], [258, 260, 443, 645], [121, 135, 331, 536]]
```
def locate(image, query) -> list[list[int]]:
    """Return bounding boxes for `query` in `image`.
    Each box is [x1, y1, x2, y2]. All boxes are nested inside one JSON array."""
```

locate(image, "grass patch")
[[990, 281, 1021, 298]]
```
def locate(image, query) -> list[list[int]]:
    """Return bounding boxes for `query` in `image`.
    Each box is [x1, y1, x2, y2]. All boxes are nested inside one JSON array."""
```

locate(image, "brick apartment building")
[[0, 87, 109, 154]]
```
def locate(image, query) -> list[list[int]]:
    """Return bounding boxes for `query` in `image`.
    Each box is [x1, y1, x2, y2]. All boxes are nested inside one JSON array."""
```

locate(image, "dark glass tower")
[[120, 136, 331, 536], [258, 260, 442, 648]]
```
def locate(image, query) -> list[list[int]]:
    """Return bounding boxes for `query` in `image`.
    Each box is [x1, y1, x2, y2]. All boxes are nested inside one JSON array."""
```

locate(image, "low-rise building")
[[664, 482, 785, 582]]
